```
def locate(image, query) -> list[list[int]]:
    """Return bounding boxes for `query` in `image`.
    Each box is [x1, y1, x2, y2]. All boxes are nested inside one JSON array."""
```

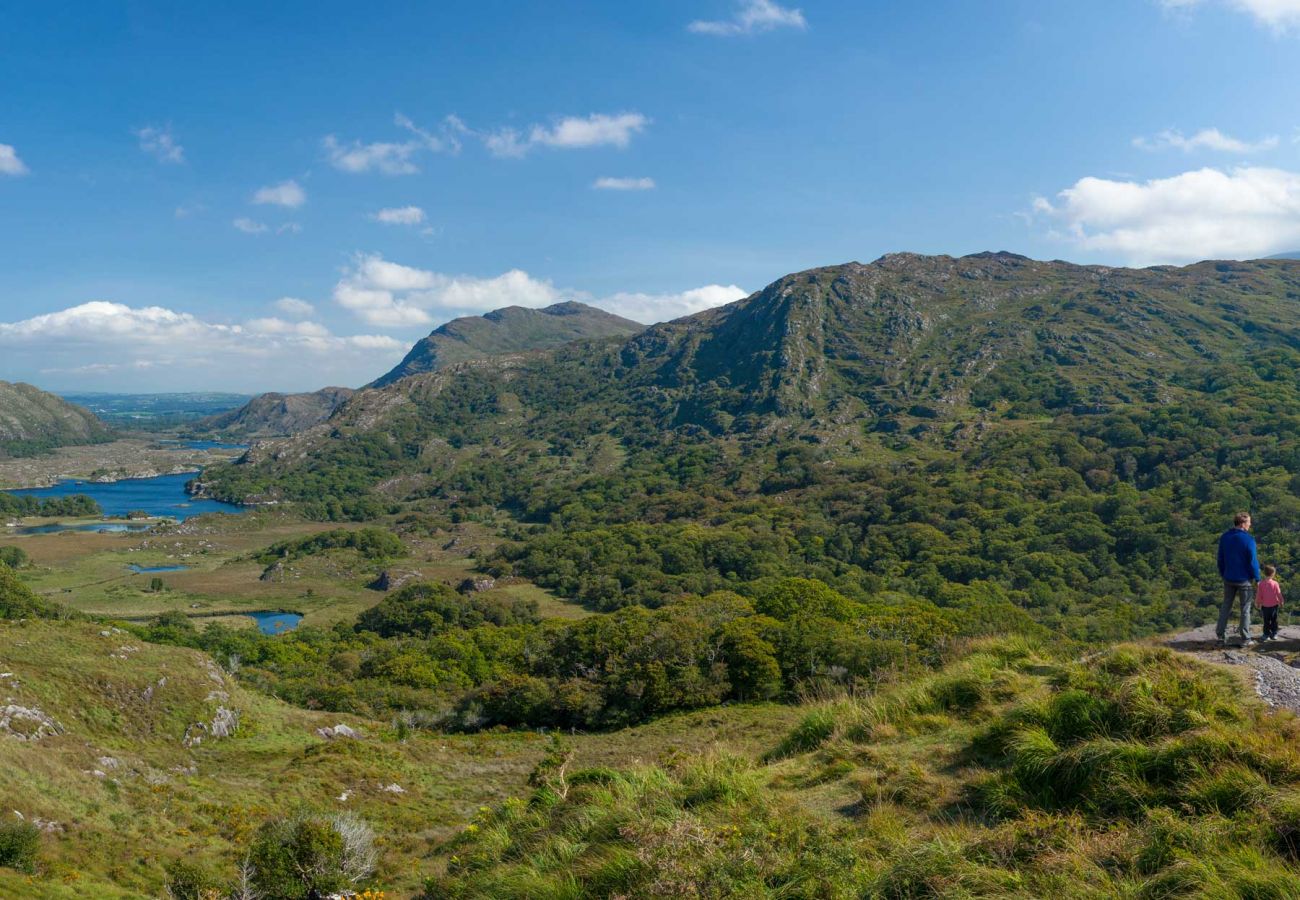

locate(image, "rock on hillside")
[[370, 300, 644, 388], [0, 382, 111, 453], [198, 386, 355, 439]]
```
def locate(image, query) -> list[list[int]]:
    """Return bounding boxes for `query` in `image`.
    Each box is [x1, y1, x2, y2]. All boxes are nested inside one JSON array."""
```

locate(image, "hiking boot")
[[1243, 639, 1257, 648]]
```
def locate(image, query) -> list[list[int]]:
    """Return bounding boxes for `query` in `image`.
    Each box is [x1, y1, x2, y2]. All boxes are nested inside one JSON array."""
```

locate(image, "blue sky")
[[4, 0, 1300, 392]]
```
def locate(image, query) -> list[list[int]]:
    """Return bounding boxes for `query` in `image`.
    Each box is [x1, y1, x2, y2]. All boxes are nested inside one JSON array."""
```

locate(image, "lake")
[[248, 612, 302, 635], [10, 472, 245, 522]]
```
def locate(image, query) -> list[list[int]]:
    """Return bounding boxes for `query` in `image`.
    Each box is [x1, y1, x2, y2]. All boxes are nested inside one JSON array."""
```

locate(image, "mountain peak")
[[370, 301, 644, 388]]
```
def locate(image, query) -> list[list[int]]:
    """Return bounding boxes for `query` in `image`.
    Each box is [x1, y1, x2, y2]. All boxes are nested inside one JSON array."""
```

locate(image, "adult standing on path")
[[1217, 511, 1261, 647]]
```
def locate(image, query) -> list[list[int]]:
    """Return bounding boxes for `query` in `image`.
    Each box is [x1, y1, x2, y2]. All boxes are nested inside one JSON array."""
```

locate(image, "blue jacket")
[[1218, 528, 1260, 583]]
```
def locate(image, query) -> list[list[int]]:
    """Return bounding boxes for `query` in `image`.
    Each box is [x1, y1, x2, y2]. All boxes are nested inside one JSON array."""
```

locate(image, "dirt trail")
[[1163, 623, 1300, 713]]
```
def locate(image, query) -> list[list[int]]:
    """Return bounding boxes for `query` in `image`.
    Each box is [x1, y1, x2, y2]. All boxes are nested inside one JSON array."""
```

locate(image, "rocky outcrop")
[[0, 704, 63, 740]]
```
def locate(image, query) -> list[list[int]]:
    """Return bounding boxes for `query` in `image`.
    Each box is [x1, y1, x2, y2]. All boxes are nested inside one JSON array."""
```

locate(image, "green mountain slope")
[[197, 252, 1300, 640], [0, 382, 111, 456], [197, 386, 355, 439], [370, 300, 644, 388]]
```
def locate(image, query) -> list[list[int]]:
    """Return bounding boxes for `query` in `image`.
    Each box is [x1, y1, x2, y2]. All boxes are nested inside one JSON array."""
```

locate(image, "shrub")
[[163, 858, 219, 899], [247, 812, 375, 899], [0, 546, 27, 569], [0, 820, 40, 873]]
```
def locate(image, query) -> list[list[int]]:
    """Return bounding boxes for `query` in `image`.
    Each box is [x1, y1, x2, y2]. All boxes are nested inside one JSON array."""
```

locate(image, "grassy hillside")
[[427, 637, 1300, 898], [0, 382, 111, 456], [0, 616, 799, 897]]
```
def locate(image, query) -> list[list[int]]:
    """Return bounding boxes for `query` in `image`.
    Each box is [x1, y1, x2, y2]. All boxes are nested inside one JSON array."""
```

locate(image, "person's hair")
[[1264, 564, 1277, 577], [1234, 511, 1251, 527]]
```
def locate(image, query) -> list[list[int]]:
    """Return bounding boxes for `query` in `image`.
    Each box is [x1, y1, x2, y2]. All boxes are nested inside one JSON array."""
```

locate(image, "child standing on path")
[[1258, 565, 1284, 642]]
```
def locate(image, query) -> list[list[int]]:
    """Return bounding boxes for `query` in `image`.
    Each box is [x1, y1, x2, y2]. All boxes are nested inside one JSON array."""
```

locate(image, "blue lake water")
[[10, 472, 245, 523], [248, 612, 302, 635], [18, 522, 152, 535], [128, 564, 190, 574]]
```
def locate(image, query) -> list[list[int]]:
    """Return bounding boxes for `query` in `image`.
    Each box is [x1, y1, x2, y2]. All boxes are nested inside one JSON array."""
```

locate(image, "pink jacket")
[[1258, 579, 1284, 608]]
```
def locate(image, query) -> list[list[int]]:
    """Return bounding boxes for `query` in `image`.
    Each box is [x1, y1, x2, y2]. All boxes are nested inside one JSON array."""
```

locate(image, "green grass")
[[427, 638, 1300, 898], [0, 618, 791, 897]]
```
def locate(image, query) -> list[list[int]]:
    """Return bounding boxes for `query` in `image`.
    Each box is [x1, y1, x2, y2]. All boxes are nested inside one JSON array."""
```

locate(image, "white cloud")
[[1134, 127, 1279, 153], [370, 205, 426, 225], [324, 113, 461, 175], [1159, 0, 1300, 28], [689, 0, 807, 36], [594, 176, 656, 191], [333, 254, 565, 326], [252, 179, 306, 208], [233, 217, 269, 234], [0, 144, 28, 176], [334, 253, 744, 328], [1032, 165, 1300, 264], [274, 297, 316, 318], [485, 113, 649, 158], [0, 301, 405, 392], [133, 125, 185, 164], [277, 222, 303, 235], [595, 285, 748, 323]]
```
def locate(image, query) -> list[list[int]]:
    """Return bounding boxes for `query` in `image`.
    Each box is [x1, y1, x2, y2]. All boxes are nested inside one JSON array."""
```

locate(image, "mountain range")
[[205, 252, 1300, 497]]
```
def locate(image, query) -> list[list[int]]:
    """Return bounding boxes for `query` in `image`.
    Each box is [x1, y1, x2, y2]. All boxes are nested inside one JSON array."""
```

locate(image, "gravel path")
[[1163, 623, 1300, 712]]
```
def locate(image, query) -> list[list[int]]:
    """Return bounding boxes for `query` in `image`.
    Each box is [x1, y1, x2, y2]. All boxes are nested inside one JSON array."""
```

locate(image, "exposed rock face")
[[199, 386, 355, 439], [457, 577, 496, 594], [0, 704, 63, 740], [371, 300, 644, 388], [369, 570, 419, 592], [182, 706, 239, 747], [316, 723, 361, 740]]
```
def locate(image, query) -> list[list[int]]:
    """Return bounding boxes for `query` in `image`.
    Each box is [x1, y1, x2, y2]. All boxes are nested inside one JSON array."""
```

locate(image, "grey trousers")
[[1217, 581, 1253, 641]]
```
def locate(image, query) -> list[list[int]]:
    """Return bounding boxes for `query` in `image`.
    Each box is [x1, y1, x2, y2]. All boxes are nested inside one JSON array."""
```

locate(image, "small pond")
[[248, 612, 302, 635], [127, 564, 190, 574]]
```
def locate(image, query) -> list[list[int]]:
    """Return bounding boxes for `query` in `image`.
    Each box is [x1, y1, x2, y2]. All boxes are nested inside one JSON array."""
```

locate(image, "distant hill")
[[198, 386, 355, 439], [1269, 251, 1300, 260], [370, 300, 643, 388], [0, 381, 111, 456]]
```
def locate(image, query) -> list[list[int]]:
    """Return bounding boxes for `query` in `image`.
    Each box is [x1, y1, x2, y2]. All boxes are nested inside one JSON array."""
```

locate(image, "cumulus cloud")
[[0, 144, 28, 176], [370, 205, 426, 225], [133, 125, 185, 164], [273, 297, 316, 318], [1159, 0, 1300, 29], [485, 113, 649, 158], [0, 301, 406, 392], [252, 179, 306, 208], [1134, 127, 1279, 153], [324, 113, 462, 175], [689, 0, 807, 36], [333, 254, 565, 327], [233, 217, 269, 234], [333, 253, 744, 328], [1032, 165, 1300, 264], [596, 285, 748, 323], [594, 176, 656, 191]]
